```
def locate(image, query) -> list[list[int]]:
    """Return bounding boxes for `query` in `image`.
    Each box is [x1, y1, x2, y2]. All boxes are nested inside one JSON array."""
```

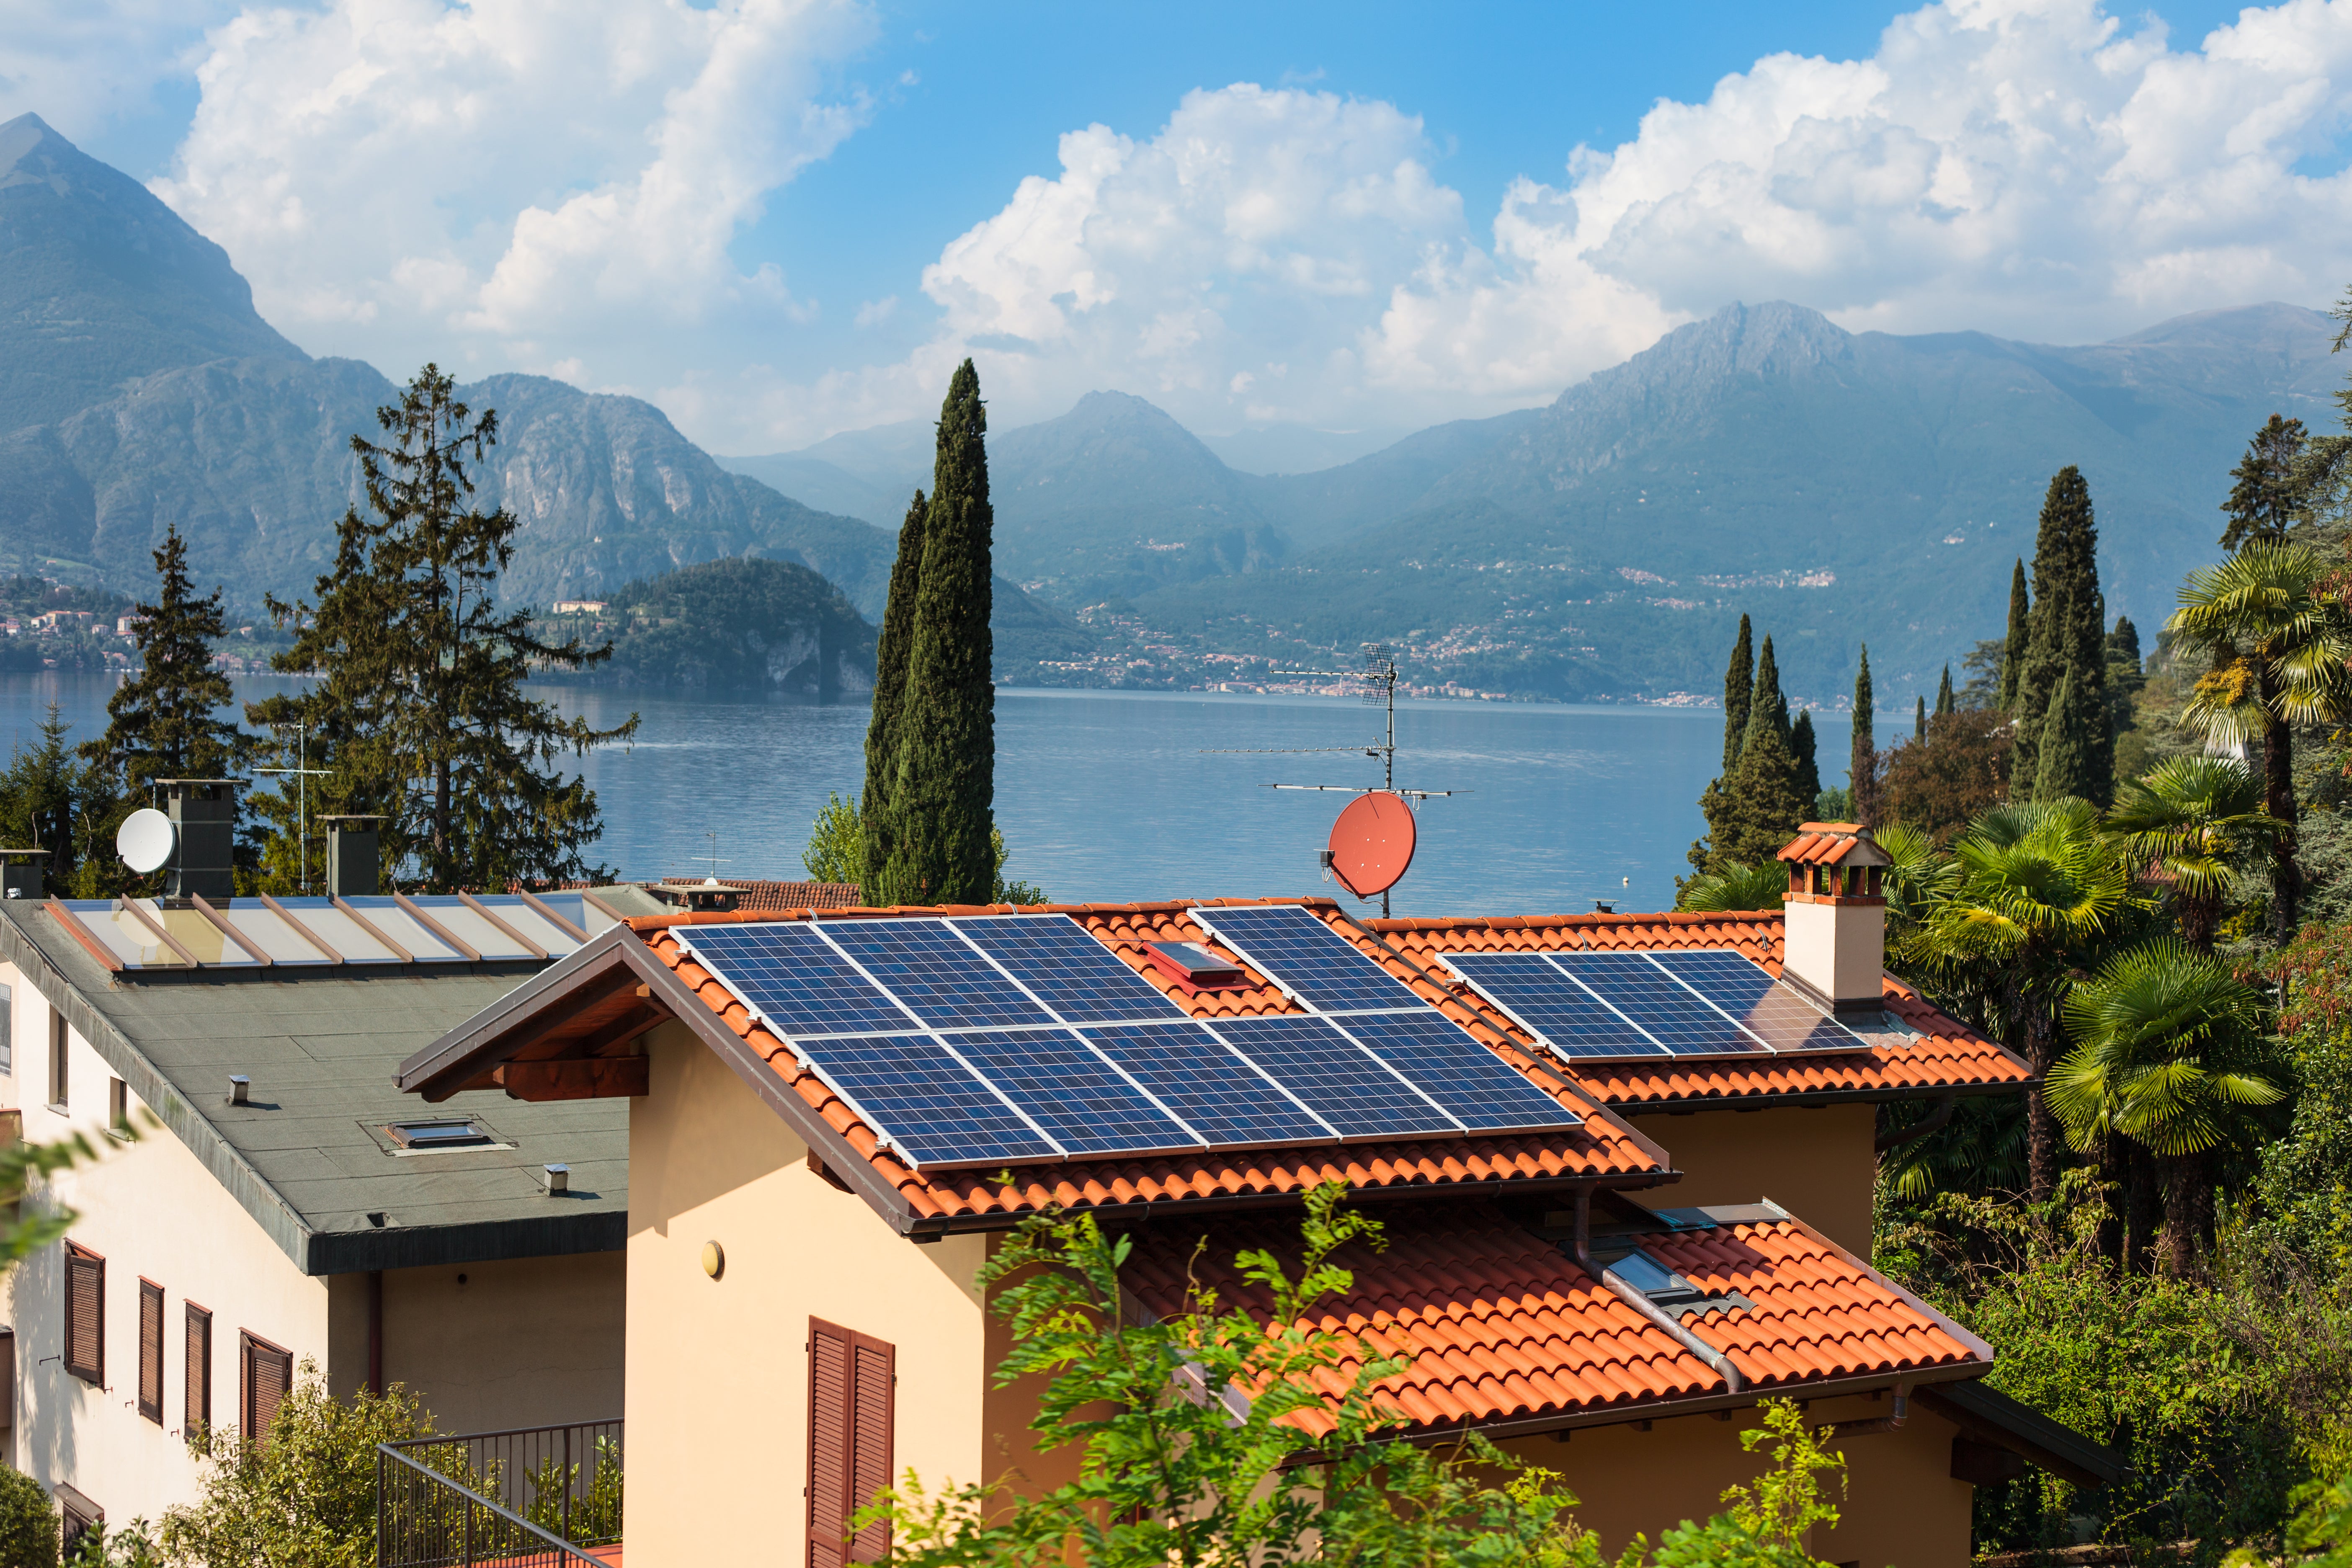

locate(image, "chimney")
[[0, 848, 49, 900], [160, 780, 239, 903], [322, 817, 383, 897], [1776, 821, 1891, 1020]]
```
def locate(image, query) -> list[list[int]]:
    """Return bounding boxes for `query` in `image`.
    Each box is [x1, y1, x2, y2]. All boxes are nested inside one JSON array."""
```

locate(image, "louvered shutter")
[[185, 1304, 211, 1440], [849, 1336, 895, 1563], [63, 1243, 101, 1385], [137, 1280, 162, 1424], [807, 1319, 854, 1568], [240, 1332, 292, 1447]]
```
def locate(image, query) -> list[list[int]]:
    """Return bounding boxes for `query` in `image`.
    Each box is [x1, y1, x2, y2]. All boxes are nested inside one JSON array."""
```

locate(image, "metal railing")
[[377, 1419, 622, 1568]]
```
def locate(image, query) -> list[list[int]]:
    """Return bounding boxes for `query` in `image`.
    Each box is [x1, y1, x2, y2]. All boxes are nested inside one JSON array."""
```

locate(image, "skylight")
[[385, 1119, 495, 1151]]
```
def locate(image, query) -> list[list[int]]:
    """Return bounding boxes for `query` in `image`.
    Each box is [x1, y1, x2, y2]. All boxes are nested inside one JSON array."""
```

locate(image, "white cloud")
[[153, 0, 874, 393], [732, 0, 2352, 454], [0, 1, 240, 144]]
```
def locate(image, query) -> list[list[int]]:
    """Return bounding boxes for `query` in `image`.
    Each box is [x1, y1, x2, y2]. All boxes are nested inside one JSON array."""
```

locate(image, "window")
[[54, 1486, 99, 1560], [137, 1280, 163, 1425], [1605, 1248, 1757, 1321], [46, 1013, 65, 1112], [63, 1243, 101, 1386], [239, 1331, 292, 1447], [108, 1078, 128, 1137], [384, 1119, 493, 1150], [0, 981, 13, 1075], [807, 1318, 893, 1568], [185, 1304, 212, 1442]]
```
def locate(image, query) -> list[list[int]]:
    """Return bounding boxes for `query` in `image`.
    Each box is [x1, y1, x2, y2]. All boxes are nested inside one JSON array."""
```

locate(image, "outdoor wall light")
[[701, 1240, 725, 1280]]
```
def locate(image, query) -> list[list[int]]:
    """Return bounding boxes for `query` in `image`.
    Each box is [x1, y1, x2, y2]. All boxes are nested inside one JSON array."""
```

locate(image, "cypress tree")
[[1850, 647, 1877, 827], [1998, 559, 2030, 711], [859, 488, 928, 901], [2219, 414, 2308, 551], [2032, 664, 2107, 803], [2013, 468, 2099, 787], [1717, 708, 1812, 865], [1915, 695, 1926, 743], [1933, 665, 1953, 717], [1750, 636, 1790, 747], [884, 359, 997, 905], [1721, 615, 1754, 773], [1790, 709, 1821, 812]]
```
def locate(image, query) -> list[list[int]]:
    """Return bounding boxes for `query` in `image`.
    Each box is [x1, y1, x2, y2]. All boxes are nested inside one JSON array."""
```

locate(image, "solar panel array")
[[675, 907, 1583, 1171], [1436, 948, 1873, 1062]]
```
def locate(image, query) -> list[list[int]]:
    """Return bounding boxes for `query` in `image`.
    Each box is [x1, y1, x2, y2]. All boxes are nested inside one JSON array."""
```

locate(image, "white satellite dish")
[[117, 809, 175, 876]]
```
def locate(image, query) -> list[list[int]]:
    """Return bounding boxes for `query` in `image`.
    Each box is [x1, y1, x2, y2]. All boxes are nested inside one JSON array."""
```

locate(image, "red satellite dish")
[[1326, 790, 1417, 899]]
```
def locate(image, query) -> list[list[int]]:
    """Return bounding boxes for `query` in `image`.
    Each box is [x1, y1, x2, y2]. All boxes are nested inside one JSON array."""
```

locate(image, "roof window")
[[1142, 940, 1245, 988], [384, 1119, 495, 1151], [1603, 1248, 1758, 1322]]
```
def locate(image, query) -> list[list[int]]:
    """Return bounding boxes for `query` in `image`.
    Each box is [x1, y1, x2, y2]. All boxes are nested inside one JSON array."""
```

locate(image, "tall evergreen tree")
[[1934, 665, 1955, 717], [1720, 614, 1754, 774], [2032, 665, 2109, 804], [859, 489, 928, 902], [1715, 704, 1813, 865], [253, 366, 636, 891], [2218, 414, 2308, 551], [1915, 695, 1926, 743], [1790, 709, 1821, 811], [1749, 636, 1790, 747], [93, 525, 241, 793], [2014, 468, 2106, 794], [2105, 614, 2146, 741], [880, 359, 997, 906], [1849, 647, 1877, 827], [1999, 559, 2030, 712], [0, 704, 86, 896]]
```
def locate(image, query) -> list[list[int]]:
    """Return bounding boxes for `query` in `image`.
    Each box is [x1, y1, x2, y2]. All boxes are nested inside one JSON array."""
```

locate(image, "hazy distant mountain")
[[0, 113, 303, 434]]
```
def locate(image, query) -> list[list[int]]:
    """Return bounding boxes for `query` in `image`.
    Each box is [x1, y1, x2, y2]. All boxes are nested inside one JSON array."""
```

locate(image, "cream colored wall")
[[1782, 902, 1887, 1006], [624, 1021, 993, 1568], [8, 998, 330, 1529], [1634, 1103, 1878, 1253], [321, 1252, 626, 1434], [1496, 1396, 1973, 1568]]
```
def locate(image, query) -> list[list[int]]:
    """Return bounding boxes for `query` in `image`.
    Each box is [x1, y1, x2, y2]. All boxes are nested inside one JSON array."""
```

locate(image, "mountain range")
[[3, 110, 2339, 704]]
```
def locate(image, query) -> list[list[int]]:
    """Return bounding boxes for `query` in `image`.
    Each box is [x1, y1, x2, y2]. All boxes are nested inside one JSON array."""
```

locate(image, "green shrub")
[[0, 1466, 57, 1568]]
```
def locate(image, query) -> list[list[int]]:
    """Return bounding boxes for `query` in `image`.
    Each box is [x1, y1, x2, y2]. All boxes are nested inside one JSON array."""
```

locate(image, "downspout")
[[1566, 1186, 1746, 1395], [1875, 1094, 1956, 1156], [366, 1270, 383, 1397]]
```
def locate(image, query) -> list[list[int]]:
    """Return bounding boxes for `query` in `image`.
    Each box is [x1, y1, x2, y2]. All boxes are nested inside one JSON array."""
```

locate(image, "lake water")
[[0, 675, 1853, 918]]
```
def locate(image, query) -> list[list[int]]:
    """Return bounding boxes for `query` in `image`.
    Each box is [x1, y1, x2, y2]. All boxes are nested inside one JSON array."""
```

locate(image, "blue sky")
[[8, 0, 2342, 462]]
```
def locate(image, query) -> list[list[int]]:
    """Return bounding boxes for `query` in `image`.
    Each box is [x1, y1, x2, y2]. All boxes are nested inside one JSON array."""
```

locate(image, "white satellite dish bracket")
[[117, 809, 176, 877]]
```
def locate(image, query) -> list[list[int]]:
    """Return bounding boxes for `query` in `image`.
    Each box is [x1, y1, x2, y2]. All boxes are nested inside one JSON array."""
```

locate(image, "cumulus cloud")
[[153, 0, 873, 392], [734, 0, 2352, 454], [0, 1, 240, 143]]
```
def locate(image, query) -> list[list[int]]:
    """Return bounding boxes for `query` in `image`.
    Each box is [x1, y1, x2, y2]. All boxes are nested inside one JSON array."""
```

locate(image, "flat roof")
[[0, 900, 624, 1274]]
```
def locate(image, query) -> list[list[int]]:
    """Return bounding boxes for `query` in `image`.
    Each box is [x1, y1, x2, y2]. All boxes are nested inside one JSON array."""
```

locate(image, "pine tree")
[[859, 489, 928, 902], [2033, 664, 2108, 803], [1849, 647, 1877, 827], [1720, 614, 1754, 774], [1915, 695, 1926, 743], [1934, 665, 1955, 717], [2219, 414, 2309, 551], [2014, 468, 2101, 788], [93, 525, 241, 793], [1999, 559, 2030, 711], [882, 359, 997, 906], [1790, 709, 1820, 812], [0, 704, 84, 896], [253, 366, 636, 891]]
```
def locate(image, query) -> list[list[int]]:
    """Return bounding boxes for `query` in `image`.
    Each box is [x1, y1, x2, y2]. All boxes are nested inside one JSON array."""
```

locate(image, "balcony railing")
[[376, 1419, 622, 1568]]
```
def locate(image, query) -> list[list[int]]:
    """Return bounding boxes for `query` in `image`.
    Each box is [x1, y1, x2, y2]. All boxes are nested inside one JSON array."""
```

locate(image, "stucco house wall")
[[1631, 1104, 1878, 1252]]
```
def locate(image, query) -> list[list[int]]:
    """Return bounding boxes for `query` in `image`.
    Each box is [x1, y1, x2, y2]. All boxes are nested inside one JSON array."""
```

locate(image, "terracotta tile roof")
[[1777, 822, 1891, 867], [1116, 1200, 1984, 1436], [713, 880, 862, 913], [637, 900, 1669, 1225], [1363, 910, 2030, 1108]]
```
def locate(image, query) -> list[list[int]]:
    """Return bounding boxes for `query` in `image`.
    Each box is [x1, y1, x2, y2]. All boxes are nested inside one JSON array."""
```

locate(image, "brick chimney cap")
[[1778, 823, 1892, 868]]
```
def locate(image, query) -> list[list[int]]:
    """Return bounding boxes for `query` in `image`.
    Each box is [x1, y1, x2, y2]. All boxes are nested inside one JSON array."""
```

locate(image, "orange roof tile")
[[1116, 1201, 1984, 1436], [1776, 823, 1891, 868], [639, 901, 1669, 1225]]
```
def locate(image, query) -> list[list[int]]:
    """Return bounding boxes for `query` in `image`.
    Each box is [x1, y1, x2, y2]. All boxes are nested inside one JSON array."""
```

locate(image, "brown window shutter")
[[240, 1331, 292, 1447], [849, 1334, 895, 1563], [185, 1304, 212, 1440], [63, 1243, 102, 1385], [137, 1280, 162, 1424], [807, 1318, 853, 1568]]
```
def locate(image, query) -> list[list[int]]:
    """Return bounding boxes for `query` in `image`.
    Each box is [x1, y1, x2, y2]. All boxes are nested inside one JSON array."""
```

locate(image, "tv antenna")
[[253, 719, 331, 894], [1200, 644, 1461, 916], [690, 830, 730, 886]]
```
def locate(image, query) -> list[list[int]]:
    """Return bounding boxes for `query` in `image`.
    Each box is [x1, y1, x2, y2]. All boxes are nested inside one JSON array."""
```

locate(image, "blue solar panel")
[[1331, 1011, 1587, 1131], [1190, 905, 1418, 1012], [953, 915, 1187, 1023], [680, 923, 921, 1037], [941, 1029, 1199, 1155], [794, 1034, 1059, 1168], [1081, 1022, 1334, 1147], [1439, 952, 1673, 1060], [821, 919, 1055, 1029], [1647, 951, 1868, 1055], [1207, 1016, 1458, 1139], [1550, 952, 1767, 1056]]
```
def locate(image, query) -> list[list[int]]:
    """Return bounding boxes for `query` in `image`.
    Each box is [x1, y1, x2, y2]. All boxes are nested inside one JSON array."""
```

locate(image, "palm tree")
[[1676, 860, 1786, 912], [2102, 756, 2283, 951], [2169, 542, 2352, 941], [1919, 799, 2139, 1202], [2050, 939, 2284, 1274]]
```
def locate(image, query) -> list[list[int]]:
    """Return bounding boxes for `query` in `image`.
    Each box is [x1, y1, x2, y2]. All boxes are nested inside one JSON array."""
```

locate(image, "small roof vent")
[[1142, 940, 1245, 989], [385, 1119, 494, 1151]]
